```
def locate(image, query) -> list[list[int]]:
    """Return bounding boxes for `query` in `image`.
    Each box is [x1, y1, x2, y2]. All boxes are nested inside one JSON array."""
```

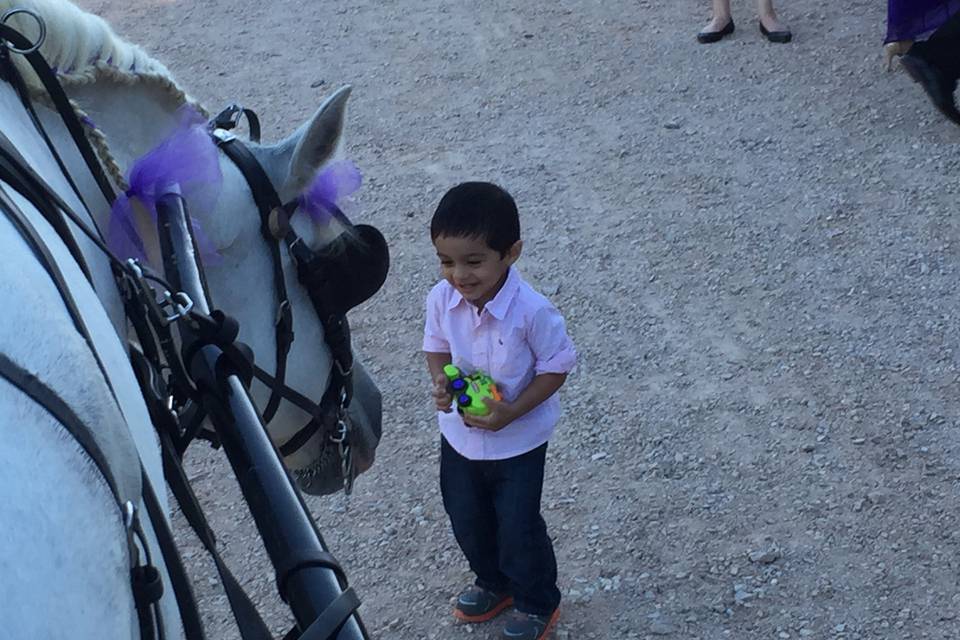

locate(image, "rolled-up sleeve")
[[422, 283, 450, 353], [529, 306, 576, 375]]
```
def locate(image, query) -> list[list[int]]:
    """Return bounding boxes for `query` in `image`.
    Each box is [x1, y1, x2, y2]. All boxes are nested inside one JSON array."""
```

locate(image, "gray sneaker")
[[453, 585, 513, 623], [501, 608, 560, 640]]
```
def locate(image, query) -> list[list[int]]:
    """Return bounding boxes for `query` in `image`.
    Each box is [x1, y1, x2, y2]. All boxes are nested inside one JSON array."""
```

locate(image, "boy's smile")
[[434, 234, 521, 310]]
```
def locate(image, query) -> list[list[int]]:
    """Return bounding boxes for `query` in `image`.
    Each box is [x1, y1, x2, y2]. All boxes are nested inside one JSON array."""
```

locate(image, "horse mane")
[[1, 0, 206, 187]]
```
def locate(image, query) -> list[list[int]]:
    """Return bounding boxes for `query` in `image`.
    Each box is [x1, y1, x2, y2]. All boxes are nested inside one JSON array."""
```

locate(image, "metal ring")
[[1, 9, 47, 55], [163, 290, 194, 323], [329, 419, 348, 444]]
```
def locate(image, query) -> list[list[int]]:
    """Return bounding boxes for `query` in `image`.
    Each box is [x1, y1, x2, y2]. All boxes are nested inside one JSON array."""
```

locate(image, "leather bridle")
[[209, 106, 388, 486]]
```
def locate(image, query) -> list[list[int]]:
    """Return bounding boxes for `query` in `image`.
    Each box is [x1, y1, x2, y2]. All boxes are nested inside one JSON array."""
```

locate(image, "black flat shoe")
[[759, 21, 792, 43], [900, 52, 960, 125], [697, 19, 734, 44]]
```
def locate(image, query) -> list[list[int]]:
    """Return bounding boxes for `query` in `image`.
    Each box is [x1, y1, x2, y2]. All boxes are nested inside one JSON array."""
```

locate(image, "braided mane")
[[1, 0, 207, 187]]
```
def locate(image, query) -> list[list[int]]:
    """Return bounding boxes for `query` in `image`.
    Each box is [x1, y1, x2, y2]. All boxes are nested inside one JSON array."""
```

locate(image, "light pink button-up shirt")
[[423, 268, 576, 460]]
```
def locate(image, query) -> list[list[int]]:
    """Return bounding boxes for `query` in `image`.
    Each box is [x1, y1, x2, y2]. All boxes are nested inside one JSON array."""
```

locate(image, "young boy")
[[423, 182, 576, 640]]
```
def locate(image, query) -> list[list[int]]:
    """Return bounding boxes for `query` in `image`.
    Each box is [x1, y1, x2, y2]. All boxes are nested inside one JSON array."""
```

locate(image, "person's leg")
[[491, 443, 561, 617], [702, 0, 732, 32], [440, 437, 510, 594], [758, 0, 792, 40], [919, 11, 960, 80], [901, 12, 960, 124]]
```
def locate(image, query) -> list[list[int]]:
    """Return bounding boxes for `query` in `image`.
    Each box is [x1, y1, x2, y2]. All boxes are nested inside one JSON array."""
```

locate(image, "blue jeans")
[[440, 436, 561, 616]]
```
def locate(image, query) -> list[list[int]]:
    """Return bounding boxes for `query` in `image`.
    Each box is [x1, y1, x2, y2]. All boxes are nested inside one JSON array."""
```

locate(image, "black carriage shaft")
[[155, 192, 368, 640]]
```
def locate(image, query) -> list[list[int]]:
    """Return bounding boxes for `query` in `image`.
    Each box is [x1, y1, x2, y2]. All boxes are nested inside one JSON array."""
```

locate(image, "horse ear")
[[277, 86, 352, 200]]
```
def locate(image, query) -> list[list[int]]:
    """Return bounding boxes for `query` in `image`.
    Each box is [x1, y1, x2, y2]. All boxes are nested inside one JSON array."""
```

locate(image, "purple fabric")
[[297, 159, 362, 224], [886, 0, 960, 42], [109, 107, 222, 264]]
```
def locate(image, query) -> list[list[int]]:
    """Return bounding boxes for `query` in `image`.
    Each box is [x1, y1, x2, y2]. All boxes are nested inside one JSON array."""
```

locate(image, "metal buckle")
[[162, 290, 194, 322], [275, 299, 291, 327], [212, 103, 243, 130], [126, 258, 143, 278], [211, 128, 236, 144], [334, 358, 352, 378], [1, 9, 46, 55], [123, 501, 136, 529]]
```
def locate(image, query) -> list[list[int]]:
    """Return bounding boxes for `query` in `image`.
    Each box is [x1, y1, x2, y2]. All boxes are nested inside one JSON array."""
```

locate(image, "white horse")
[[0, 1, 382, 637]]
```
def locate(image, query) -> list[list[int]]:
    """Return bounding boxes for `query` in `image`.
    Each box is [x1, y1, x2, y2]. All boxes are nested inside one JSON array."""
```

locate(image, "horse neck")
[[0, 81, 126, 337], [66, 77, 211, 257], [66, 77, 195, 186]]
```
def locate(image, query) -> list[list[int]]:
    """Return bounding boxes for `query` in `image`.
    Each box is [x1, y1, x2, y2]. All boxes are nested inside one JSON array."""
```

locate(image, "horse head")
[[2, 0, 386, 494]]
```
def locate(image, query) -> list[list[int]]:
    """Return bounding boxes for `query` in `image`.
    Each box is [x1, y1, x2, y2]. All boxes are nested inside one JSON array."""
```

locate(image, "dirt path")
[[80, 0, 960, 638]]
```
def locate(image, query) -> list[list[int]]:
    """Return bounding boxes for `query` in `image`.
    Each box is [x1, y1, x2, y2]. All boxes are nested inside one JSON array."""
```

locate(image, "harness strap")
[[0, 128, 94, 283], [0, 351, 123, 512], [0, 23, 117, 206], [214, 135, 294, 424], [0, 183, 175, 637], [275, 549, 349, 597], [252, 364, 324, 418], [157, 423, 275, 640], [296, 588, 361, 640], [141, 462, 207, 640], [0, 41, 104, 243], [0, 181, 121, 415], [277, 373, 343, 459], [0, 351, 167, 638], [132, 563, 164, 640], [212, 104, 262, 144]]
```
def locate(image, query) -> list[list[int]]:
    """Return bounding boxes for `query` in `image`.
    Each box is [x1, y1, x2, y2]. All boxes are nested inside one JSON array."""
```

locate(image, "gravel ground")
[[79, 0, 960, 638]]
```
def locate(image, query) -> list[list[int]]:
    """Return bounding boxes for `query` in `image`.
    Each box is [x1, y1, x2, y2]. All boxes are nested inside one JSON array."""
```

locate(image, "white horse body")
[[0, 0, 381, 637], [0, 77, 179, 638]]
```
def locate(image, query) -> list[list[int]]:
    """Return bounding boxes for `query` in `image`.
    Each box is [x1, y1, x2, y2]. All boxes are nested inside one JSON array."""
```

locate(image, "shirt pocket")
[[491, 325, 532, 382]]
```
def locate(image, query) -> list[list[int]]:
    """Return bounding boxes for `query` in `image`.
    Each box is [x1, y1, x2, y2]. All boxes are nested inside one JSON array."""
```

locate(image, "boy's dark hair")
[[430, 182, 520, 256]]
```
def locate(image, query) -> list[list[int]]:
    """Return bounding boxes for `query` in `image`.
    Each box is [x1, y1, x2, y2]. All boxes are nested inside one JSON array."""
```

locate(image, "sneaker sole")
[[536, 608, 561, 640], [453, 595, 514, 623], [503, 607, 561, 640]]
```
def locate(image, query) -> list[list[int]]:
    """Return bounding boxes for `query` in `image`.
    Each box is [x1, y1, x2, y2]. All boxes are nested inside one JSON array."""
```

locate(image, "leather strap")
[[0, 351, 123, 510], [156, 425, 274, 640], [0, 128, 94, 284], [215, 136, 293, 424], [140, 451, 207, 640], [298, 588, 361, 640], [0, 24, 117, 205], [0, 182, 121, 415]]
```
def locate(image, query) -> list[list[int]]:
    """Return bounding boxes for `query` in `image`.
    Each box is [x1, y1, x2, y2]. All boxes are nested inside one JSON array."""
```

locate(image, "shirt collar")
[[446, 267, 521, 319]]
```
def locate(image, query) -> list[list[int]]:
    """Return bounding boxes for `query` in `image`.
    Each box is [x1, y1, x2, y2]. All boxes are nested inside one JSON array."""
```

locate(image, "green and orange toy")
[[443, 364, 502, 416]]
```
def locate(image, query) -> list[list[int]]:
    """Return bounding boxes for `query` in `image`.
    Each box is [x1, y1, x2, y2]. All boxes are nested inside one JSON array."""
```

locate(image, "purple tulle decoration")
[[886, 0, 960, 43], [109, 107, 222, 265], [298, 159, 362, 224]]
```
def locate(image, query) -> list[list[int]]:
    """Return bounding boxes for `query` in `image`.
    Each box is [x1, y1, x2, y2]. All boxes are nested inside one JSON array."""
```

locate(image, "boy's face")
[[434, 234, 521, 309]]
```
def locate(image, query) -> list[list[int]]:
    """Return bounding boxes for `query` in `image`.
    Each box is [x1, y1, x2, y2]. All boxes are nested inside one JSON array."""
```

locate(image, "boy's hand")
[[432, 373, 453, 413], [462, 398, 517, 431]]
